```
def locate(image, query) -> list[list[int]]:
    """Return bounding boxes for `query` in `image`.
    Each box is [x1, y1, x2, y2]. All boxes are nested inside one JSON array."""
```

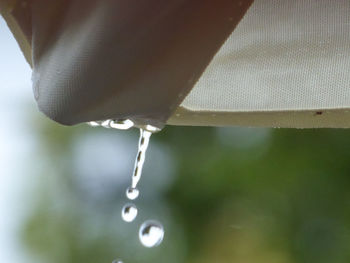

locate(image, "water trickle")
[[125, 187, 139, 200], [121, 203, 138, 222], [129, 129, 152, 190], [139, 220, 164, 248], [87, 119, 165, 256]]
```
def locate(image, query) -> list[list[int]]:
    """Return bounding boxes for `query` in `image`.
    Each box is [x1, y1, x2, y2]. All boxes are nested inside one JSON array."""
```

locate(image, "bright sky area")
[[0, 17, 36, 263]]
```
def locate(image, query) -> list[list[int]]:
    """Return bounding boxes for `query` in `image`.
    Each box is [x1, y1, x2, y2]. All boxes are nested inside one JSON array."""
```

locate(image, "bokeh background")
[[1, 17, 350, 263]]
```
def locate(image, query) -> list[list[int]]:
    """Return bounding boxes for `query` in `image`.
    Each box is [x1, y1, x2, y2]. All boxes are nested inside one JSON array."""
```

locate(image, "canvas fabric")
[[1, 0, 252, 128], [171, 0, 350, 128], [1, 0, 350, 128]]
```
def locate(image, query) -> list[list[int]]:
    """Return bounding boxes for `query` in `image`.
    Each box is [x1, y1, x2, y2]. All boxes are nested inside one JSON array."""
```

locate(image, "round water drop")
[[121, 203, 138, 222], [112, 260, 123, 263], [139, 220, 164, 247], [88, 121, 100, 127], [126, 187, 139, 200]]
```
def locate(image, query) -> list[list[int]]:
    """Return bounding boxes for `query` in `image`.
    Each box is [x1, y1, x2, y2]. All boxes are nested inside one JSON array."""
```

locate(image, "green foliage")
[[22, 123, 350, 263]]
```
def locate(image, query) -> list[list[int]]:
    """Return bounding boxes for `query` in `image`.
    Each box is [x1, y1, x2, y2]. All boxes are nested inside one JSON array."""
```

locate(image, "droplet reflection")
[[121, 203, 138, 222], [126, 187, 139, 200], [139, 220, 164, 248]]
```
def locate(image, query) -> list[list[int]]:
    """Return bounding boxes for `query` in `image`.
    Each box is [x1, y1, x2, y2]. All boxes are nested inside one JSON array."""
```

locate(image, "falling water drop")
[[126, 187, 139, 200], [121, 203, 138, 222], [139, 220, 164, 248]]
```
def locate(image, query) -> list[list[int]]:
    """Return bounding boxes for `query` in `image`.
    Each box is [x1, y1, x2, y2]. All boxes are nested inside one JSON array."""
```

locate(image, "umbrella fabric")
[[169, 0, 350, 128], [1, 0, 350, 128], [1, 0, 252, 128]]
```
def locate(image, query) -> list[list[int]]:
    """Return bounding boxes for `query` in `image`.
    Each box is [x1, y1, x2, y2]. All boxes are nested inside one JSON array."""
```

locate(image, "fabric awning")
[[1, 0, 350, 128]]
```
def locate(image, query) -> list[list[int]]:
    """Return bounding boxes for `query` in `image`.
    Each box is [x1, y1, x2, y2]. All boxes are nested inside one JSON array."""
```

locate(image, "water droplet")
[[88, 121, 100, 127], [101, 120, 111, 128], [126, 187, 139, 200], [110, 119, 134, 130], [145, 125, 161, 133], [112, 259, 123, 263], [87, 121, 166, 250], [121, 203, 138, 222], [139, 220, 164, 247]]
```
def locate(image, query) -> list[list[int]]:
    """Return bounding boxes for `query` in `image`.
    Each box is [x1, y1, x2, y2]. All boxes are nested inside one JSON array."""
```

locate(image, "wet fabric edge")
[[168, 106, 350, 128]]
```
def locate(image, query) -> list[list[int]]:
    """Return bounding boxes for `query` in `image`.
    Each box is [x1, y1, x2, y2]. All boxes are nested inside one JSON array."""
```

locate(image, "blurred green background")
[[21, 123, 350, 263], [1, 16, 350, 263]]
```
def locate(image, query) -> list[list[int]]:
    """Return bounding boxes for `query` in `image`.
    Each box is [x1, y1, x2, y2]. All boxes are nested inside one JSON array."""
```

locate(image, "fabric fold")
[[2, 0, 253, 128]]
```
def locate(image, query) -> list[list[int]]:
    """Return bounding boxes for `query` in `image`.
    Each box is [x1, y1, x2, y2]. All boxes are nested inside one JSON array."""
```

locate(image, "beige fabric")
[[171, 0, 350, 128]]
